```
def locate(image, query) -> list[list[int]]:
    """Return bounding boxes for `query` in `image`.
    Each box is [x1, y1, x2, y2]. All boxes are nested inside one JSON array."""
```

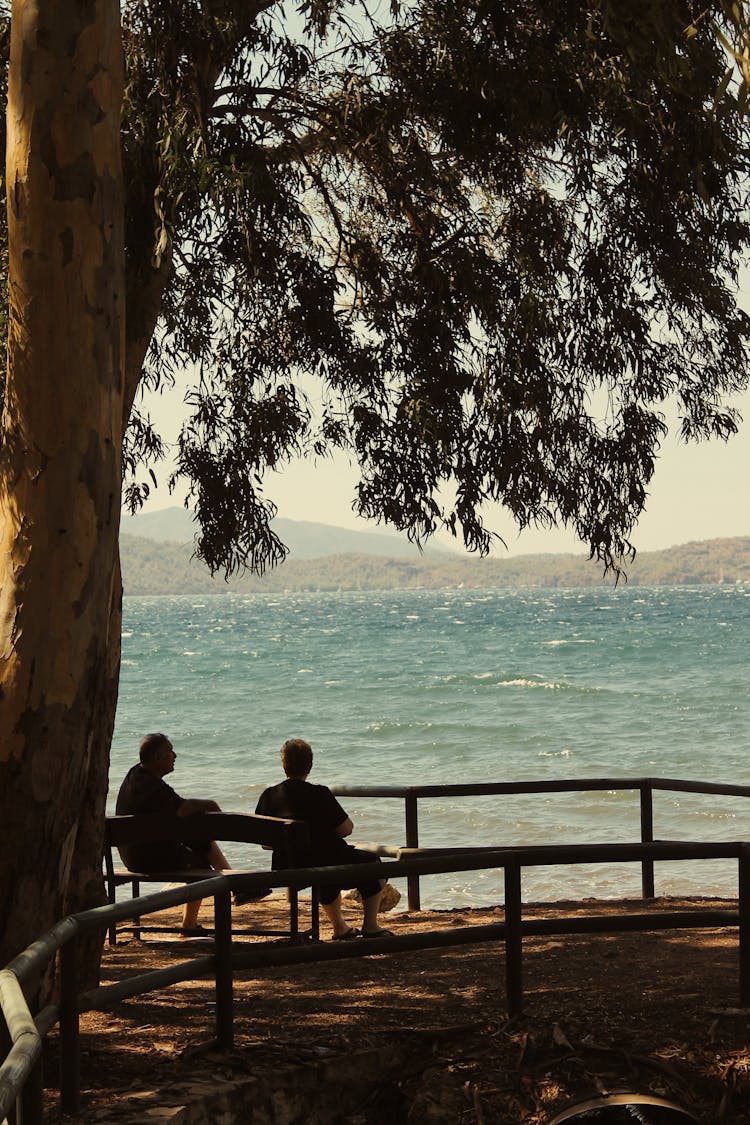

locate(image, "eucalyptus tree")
[[1, 0, 750, 974], [0, 0, 125, 977]]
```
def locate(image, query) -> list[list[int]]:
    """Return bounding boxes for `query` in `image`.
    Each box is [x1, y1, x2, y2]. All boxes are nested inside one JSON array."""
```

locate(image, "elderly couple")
[[115, 734, 393, 940]]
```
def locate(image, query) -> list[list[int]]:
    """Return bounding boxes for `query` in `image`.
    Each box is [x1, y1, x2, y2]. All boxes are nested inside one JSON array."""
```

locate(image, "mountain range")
[[119, 510, 750, 593], [122, 507, 454, 559]]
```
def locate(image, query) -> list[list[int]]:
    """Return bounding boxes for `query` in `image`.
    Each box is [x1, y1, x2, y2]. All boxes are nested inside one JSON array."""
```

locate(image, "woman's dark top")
[[255, 778, 352, 868]]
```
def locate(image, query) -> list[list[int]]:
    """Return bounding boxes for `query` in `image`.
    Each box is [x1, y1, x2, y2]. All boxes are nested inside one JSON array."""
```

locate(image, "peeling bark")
[[62, 258, 172, 988], [62, 554, 123, 988], [0, 0, 125, 980]]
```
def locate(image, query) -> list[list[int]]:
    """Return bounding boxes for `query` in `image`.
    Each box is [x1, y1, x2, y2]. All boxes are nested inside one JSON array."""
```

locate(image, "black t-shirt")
[[115, 764, 190, 872], [255, 778, 352, 868], [116, 764, 184, 817]]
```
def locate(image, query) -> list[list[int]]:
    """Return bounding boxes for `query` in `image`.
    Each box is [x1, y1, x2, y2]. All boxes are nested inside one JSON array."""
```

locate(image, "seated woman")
[[255, 738, 392, 940]]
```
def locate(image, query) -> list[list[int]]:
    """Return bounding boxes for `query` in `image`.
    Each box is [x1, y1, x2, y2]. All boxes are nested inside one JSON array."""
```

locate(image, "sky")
[[257, 395, 750, 555], [137, 377, 749, 558]]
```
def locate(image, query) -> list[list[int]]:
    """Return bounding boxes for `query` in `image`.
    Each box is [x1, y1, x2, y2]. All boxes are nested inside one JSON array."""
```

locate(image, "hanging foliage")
[[2, 1, 749, 576]]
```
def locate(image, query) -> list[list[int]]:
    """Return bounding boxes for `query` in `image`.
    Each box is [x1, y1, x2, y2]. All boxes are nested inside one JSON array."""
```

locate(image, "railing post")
[[59, 934, 80, 1114], [404, 793, 420, 911], [17, 1051, 43, 1125], [739, 846, 750, 1008], [132, 880, 142, 941], [640, 782, 655, 898], [504, 861, 523, 1018], [213, 889, 234, 1050], [0, 1016, 16, 1125]]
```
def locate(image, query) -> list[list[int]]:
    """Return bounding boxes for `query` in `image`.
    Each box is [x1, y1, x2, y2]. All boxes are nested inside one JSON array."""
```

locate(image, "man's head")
[[280, 738, 313, 780], [139, 732, 176, 777]]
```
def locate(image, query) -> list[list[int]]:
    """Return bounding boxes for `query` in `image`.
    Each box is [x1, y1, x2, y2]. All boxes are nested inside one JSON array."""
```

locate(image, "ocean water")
[[109, 585, 750, 909]]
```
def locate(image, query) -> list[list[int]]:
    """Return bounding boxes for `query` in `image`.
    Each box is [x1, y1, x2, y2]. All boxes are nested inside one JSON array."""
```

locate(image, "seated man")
[[116, 732, 231, 935], [255, 737, 392, 940]]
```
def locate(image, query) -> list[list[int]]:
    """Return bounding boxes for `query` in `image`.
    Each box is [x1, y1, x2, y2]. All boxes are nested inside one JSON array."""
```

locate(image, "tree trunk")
[[62, 556, 123, 988], [0, 0, 125, 985], [62, 260, 172, 987]]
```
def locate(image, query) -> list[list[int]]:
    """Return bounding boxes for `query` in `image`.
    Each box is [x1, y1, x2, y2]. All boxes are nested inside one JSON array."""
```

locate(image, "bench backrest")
[[105, 811, 310, 855]]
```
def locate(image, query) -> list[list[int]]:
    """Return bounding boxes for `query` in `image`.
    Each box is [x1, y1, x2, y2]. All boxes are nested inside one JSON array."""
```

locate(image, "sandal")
[[361, 928, 393, 938], [180, 924, 212, 938], [332, 928, 360, 941]]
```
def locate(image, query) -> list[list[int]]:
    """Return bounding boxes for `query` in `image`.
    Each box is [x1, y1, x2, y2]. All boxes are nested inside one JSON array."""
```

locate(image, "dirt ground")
[[43, 893, 750, 1123]]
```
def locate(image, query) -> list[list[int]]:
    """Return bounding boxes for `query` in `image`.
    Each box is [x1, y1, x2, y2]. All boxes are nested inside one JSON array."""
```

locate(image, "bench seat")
[[104, 812, 314, 944]]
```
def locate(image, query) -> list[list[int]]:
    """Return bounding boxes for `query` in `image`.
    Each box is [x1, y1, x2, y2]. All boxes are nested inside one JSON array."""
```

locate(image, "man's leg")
[[208, 841, 230, 869], [181, 897, 202, 932], [180, 841, 229, 932]]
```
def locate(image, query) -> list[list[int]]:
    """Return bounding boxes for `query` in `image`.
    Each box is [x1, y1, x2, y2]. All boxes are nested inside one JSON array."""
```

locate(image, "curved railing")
[[3, 844, 750, 1120], [3, 776, 750, 1121], [332, 776, 750, 908]]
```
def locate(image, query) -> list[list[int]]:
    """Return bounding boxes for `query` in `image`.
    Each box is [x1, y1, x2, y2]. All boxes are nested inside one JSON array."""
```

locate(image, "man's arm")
[[177, 798, 221, 816], [335, 817, 353, 838]]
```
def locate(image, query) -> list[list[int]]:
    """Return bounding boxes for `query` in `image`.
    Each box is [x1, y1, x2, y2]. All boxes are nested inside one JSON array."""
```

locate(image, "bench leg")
[[132, 880, 142, 941], [311, 886, 320, 942], [288, 887, 299, 940], [106, 881, 117, 946]]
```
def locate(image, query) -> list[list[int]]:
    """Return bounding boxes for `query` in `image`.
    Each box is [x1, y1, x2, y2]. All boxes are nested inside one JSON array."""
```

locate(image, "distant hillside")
[[122, 507, 453, 560], [120, 534, 750, 595]]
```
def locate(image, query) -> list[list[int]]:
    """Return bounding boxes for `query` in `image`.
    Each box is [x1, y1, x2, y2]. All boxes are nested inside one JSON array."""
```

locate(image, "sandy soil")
[[42, 893, 750, 1123]]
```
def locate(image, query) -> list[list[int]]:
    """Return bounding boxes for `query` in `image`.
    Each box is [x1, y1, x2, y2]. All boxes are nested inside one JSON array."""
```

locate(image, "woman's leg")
[[346, 849, 389, 935], [361, 885, 389, 935], [321, 892, 356, 937]]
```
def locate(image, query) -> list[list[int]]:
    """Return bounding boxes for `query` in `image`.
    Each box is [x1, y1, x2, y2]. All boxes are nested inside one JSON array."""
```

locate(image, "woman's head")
[[280, 738, 313, 779]]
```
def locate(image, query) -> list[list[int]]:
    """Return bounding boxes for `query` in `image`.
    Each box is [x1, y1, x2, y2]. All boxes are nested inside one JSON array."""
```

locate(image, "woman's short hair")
[[280, 738, 313, 778]]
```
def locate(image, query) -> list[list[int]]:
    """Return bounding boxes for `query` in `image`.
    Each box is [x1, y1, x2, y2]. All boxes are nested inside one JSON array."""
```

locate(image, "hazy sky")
[[255, 395, 750, 555], [138, 377, 749, 557]]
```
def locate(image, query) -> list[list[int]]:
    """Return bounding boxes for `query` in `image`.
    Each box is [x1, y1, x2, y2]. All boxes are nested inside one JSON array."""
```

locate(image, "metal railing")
[[332, 776, 750, 909], [2, 840, 750, 1123]]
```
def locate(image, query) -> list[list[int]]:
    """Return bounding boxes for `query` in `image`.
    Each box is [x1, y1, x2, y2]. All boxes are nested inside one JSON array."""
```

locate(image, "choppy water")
[[109, 585, 750, 908]]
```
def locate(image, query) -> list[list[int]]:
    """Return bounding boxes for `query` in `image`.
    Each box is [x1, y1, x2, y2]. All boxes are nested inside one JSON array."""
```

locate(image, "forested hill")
[[120, 535, 750, 594]]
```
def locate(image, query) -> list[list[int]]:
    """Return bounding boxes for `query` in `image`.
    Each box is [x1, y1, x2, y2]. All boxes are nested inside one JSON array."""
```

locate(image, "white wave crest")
[[543, 639, 596, 647], [499, 678, 562, 690]]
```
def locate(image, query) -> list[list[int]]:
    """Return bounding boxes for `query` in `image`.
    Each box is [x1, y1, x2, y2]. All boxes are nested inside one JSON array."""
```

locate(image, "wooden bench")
[[104, 811, 313, 944]]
